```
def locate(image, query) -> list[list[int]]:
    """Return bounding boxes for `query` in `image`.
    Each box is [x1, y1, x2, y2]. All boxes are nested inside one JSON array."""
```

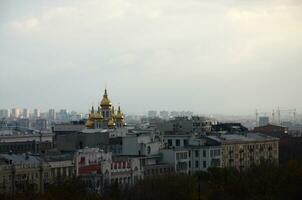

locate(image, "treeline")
[[2, 161, 302, 200], [279, 137, 302, 164]]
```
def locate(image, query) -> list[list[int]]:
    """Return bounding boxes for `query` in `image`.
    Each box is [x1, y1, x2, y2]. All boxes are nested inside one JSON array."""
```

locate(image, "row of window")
[[111, 161, 131, 170], [194, 160, 207, 169], [144, 167, 173, 176], [195, 150, 207, 158], [210, 149, 221, 157], [176, 152, 188, 160], [167, 139, 188, 147]]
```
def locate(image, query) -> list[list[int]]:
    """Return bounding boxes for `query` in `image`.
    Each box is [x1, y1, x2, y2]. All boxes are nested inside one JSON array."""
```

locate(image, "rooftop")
[[0, 153, 41, 165], [208, 133, 279, 144]]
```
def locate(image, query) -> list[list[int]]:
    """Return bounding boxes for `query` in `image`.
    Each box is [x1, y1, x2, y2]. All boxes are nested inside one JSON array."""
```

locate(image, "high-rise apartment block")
[[11, 108, 21, 119], [0, 109, 9, 118], [148, 110, 157, 118], [22, 108, 29, 118], [48, 109, 56, 121], [32, 108, 40, 119], [259, 116, 269, 127]]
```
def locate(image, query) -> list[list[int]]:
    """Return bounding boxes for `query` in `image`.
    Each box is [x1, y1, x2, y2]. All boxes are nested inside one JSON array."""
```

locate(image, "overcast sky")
[[0, 0, 302, 115]]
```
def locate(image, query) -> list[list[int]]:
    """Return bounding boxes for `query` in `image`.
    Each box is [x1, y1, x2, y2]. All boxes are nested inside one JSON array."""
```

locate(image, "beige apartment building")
[[209, 133, 279, 170], [0, 153, 75, 194]]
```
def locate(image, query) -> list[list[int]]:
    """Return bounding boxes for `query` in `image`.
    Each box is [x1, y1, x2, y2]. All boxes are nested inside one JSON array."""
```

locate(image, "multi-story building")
[[32, 109, 40, 119], [122, 133, 162, 156], [75, 148, 143, 188], [0, 109, 10, 119], [52, 122, 85, 135], [157, 116, 212, 135], [56, 129, 110, 152], [188, 136, 221, 173], [17, 118, 30, 128], [43, 153, 75, 184], [211, 123, 248, 134], [0, 153, 50, 194], [57, 109, 69, 122], [162, 134, 191, 148], [0, 129, 54, 154], [0, 152, 75, 194], [259, 116, 269, 127], [108, 156, 143, 185], [160, 148, 190, 174], [75, 148, 111, 193], [22, 109, 29, 119], [143, 163, 174, 177], [35, 119, 47, 130], [253, 124, 288, 138], [161, 134, 221, 174], [11, 108, 21, 119], [159, 111, 169, 120], [148, 110, 157, 118], [209, 133, 279, 171], [48, 109, 56, 121]]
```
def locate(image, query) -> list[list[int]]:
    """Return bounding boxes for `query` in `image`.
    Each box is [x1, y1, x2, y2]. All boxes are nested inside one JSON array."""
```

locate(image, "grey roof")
[[43, 153, 74, 162], [208, 133, 279, 144], [0, 154, 41, 165]]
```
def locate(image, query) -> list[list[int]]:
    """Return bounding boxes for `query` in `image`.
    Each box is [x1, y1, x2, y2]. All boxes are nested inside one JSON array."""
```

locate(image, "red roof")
[[78, 164, 102, 175]]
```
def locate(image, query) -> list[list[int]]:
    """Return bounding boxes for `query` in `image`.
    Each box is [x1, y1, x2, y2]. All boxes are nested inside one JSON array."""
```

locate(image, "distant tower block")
[[259, 116, 269, 127]]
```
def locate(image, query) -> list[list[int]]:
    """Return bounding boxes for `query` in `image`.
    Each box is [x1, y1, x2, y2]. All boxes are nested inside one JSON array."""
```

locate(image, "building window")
[[195, 150, 199, 157], [203, 150, 206, 157], [176, 139, 180, 146], [203, 161, 207, 168], [195, 161, 199, 168], [168, 139, 172, 146], [184, 140, 188, 146]]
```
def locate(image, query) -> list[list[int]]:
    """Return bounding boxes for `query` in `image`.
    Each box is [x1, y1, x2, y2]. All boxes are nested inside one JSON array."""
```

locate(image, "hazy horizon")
[[1, 0, 302, 115]]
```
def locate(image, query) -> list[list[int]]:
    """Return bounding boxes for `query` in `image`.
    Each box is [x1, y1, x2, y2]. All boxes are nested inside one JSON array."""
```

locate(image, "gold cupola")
[[108, 117, 116, 128], [115, 106, 124, 120], [100, 89, 112, 107], [85, 106, 96, 129], [94, 106, 103, 121]]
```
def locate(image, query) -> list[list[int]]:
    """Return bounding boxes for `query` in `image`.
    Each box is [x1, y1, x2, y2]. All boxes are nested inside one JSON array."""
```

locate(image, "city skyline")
[[1, 0, 302, 115]]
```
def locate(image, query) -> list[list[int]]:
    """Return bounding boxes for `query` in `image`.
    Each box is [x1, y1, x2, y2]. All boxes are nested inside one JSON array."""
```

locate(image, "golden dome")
[[115, 106, 124, 120], [88, 106, 96, 119], [85, 119, 94, 129], [86, 106, 96, 128], [100, 89, 112, 107], [94, 106, 103, 121], [94, 112, 103, 121], [108, 117, 116, 128]]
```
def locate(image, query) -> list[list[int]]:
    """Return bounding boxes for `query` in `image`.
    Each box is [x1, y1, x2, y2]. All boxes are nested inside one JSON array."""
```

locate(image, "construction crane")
[[275, 107, 297, 125], [255, 109, 271, 127]]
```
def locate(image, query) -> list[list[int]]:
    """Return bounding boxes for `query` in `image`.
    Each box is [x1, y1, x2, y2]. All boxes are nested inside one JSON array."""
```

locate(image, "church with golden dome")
[[85, 89, 126, 129]]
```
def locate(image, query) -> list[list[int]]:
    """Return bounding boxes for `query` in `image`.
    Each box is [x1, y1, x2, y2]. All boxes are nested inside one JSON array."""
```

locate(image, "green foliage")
[[127, 175, 198, 200]]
